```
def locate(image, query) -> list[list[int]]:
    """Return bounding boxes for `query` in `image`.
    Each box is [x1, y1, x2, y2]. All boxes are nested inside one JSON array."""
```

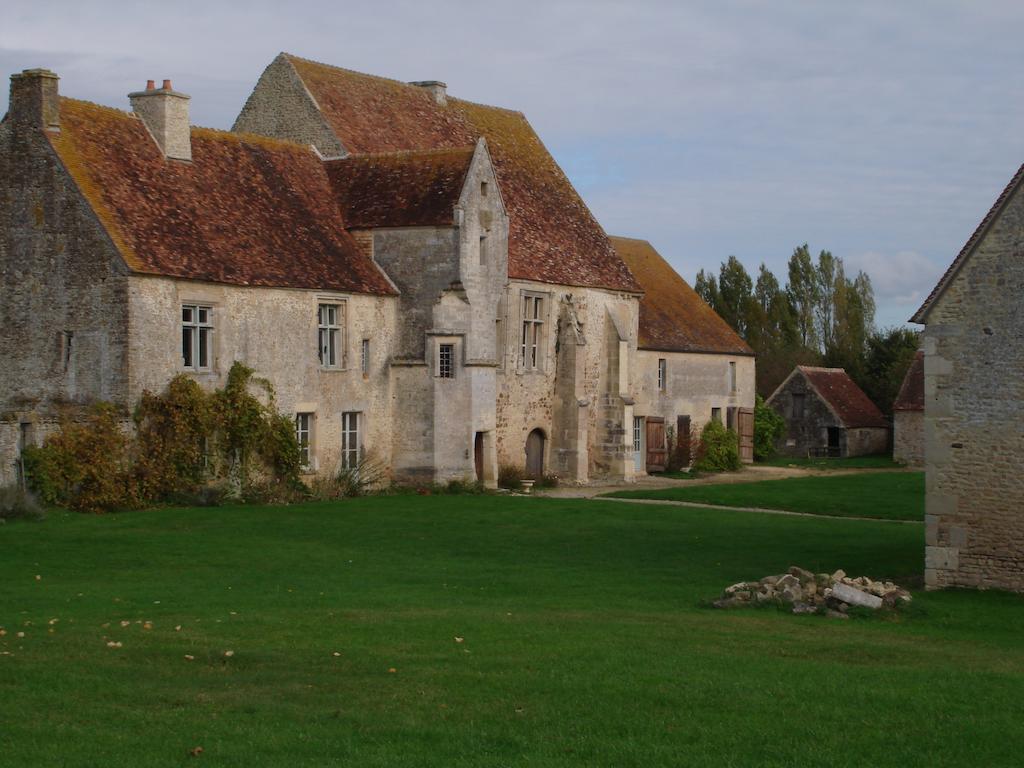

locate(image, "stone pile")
[[713, 566, 912, 618]]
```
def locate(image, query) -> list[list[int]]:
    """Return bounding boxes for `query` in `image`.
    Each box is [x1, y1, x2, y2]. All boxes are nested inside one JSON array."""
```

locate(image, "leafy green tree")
[[786, 244, 819, 350], [717, 256, 754, 336], [861, 326, 920, 415], [694, 269, 719, 310], [753, 394, 786, 460]]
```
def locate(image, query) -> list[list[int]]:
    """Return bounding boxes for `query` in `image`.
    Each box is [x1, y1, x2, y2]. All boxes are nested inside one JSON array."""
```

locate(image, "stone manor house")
[[0, 55, 754, 488]]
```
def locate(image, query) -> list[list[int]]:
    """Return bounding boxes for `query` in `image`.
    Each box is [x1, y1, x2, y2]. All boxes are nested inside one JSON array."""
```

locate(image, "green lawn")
[[2, 495, 1022, 767], [758, 454, 904, 470], [607, 471, 925, 521]]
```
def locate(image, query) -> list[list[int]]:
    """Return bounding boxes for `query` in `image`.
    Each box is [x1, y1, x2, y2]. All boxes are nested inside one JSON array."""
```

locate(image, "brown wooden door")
[[525, 429, 545, 478], [738, 407, 754, 463], [646, 417, 667, 472]]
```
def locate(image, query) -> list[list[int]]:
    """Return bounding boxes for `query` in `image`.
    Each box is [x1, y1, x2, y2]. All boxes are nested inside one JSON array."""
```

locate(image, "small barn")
[[767, 366, 888, 458], [892, 351, 924, 467]]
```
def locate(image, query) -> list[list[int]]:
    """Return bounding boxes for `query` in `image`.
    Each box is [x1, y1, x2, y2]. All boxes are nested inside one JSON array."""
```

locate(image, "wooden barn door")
[[646, 417, 667, 472], [738, 407, 754, 463]]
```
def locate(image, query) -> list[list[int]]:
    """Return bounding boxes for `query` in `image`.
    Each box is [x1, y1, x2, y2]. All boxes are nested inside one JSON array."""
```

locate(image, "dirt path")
[[535, 464, 912, 500]]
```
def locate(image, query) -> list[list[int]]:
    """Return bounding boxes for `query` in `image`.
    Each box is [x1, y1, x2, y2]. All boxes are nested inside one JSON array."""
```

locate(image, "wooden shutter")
[[738, 407, 754, 463]]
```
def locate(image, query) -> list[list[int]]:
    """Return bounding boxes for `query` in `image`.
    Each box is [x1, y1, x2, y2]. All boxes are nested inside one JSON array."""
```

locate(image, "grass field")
[[2, 495, 1022, 767], [758, 454, 904, 470], [607, 471, 925, 521]]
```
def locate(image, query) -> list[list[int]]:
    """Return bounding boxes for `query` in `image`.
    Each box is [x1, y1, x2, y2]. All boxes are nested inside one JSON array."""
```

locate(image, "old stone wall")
[[893, 411, 924, 467], [0, 111, 132, 484], [633, 351, 755, 471], [845, 427, 889, 458], [922, 182, 1024, 592], [233, 54, 346, 158], [127, 276, 398, 479], [768, 373, 841, 457]]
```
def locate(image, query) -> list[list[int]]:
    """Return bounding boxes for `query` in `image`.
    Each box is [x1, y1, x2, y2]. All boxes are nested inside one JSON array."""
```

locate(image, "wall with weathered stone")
[[0, 90, 132, 484], [893, 411, 924, 467], [921, 182, 1024, 592], [768, 373, 841, 457], [633, 351, 755, 471], [233, 54, 346, 158], [126, 276, 398, 479], [845, 426, 889, 458]]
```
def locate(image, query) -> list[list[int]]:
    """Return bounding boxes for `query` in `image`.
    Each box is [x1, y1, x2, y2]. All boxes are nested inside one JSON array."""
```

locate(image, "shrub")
[[498, 464, 524, 491], [664, 425, 692, 473], [312, 450, 389, 499], [0, 485, 44, 521], [693, 420, 741, 473], [534, 473, 559, 489], [754, 395, 786, 461]]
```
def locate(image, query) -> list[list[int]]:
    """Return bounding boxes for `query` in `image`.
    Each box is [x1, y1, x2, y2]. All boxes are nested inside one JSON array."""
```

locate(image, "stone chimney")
[[9, 69, 61, 131], [409, 80, 447, 106], [128, 79, 191, 161]]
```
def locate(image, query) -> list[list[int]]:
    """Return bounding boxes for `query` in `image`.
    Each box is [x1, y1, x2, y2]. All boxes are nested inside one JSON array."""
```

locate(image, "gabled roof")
[[911, 162, 1024, 324], [49, 98, 396, 295], [282, 54, 641, 294], [325, 146, 475, 229], [796, 366, 887, 429], [893, 351, 925, 412], [608, 237, 753, 355]]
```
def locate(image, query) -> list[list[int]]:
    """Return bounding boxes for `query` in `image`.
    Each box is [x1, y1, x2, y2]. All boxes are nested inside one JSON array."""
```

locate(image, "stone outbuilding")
[[0, 58, 755, 488], [767, 366, 888, 458], [892, 351, 924, 467], [911, 161, 1024, 592]]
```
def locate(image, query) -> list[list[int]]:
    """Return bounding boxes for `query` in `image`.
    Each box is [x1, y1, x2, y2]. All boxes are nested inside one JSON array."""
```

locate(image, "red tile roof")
[[798, 366, 887, 429], [911, 162, 1024, 323], [893, 351, 925, 412], [325, 146, 475, 229], [49, 98, 396, 295], [609, 237, 753, 355], [284, 54, 641, 294]]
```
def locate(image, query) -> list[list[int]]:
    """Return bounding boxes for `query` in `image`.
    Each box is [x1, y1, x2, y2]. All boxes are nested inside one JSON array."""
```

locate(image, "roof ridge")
[[327, 145, 477, 162]]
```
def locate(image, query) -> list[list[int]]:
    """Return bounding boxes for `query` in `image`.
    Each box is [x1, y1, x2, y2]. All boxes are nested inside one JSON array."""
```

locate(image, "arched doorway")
[[525, 428, 545, 478]]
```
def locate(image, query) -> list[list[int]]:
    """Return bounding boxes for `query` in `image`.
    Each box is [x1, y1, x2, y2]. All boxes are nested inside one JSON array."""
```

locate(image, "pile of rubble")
[[713, 566, 912, 618]]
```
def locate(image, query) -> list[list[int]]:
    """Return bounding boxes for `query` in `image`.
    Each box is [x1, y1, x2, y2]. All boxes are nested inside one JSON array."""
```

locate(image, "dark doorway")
[[474, 431, 484, 482], [525, 428, 545, 478], [827, 427, 841, 457]]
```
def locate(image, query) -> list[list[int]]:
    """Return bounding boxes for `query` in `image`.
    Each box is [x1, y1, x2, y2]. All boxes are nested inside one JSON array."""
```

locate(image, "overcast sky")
[[3, 0, 1022, 328]]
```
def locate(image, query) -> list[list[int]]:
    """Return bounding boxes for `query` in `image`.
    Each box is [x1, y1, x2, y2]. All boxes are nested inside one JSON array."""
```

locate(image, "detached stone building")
[[767, 366, 888, 458], [1, 57, 755, 487], [912, 163, 1024, 592], [892, 351, 924, 467]]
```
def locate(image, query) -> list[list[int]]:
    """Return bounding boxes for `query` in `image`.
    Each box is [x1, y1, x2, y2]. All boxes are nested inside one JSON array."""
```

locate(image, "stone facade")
[[893, 411, 924, 467], [914, 168, 1024, 592], [1, 62, 755, 491]]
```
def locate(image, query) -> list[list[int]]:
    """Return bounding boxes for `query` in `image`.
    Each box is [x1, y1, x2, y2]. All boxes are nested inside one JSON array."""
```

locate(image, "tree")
[[753, 394, 786, 460], [717, 256, 754, 337], [814, 249, 837, 351], [786, 244, 818, 350], [861, 326, 920, 415], [695, 269, 719, 310]]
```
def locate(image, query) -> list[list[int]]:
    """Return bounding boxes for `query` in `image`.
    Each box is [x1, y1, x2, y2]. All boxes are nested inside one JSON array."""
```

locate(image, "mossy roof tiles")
[[325, 147, 475, 229], [798, 366, 888, 428], [49, 98, 396, 295], [285, 54, 641, 294], [609, 236, 752, 355]]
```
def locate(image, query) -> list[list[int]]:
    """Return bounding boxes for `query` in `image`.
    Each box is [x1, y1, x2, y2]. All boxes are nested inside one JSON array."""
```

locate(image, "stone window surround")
[[341, 411, 361, 470], [181, 302, 214, 372], [428, 334, 462, 379], [519, 290, 551, 374], [657, 358, 667, 392], [317, 295, 349, 371]]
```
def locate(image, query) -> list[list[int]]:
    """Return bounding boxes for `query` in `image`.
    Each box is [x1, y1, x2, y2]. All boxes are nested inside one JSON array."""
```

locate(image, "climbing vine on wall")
[[24, 362, 303, 513]]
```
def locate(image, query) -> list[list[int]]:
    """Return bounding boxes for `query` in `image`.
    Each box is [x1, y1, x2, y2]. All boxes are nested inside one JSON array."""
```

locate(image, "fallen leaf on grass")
[[175, 625, 182, 632], [16, 632, 25, 639], [223, 650, 234, 658], [184, 655, 195, 661], [189, 746, 204, 757], [106, 641, 122, 649], [332, 652, 342, 657], [34, 575, 41, 581], [454, 637, 464, 643], [388, 668, 397, 673]]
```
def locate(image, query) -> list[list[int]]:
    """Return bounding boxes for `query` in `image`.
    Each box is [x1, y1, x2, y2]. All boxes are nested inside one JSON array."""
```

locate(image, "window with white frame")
[[341, 412, 360, 470], [438, 343, 455, 379], [633, 416, 643, 453], [318, 303, 343, 368], [295, 413, 313, 470], [658, 358, 667, 391], [520, 294, 544, 370], [182, 305, 213, 370], [361, 339, 370, 376]]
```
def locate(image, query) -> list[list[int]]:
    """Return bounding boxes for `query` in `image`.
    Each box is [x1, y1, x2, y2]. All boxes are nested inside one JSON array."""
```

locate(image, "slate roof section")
[[911, 162, 1024, 323], [49, 98, 396, 295], [284, 54, 642, 294], [799, 366, 888, 429], [893, 351, 925, 412], [609, 236, 753, 355], [326, 146, 475, 229]]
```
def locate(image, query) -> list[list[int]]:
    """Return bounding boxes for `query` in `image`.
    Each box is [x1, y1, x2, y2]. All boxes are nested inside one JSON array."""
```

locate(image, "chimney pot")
[[146, 79, 155, 90], [128, 80, 191, 161]]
